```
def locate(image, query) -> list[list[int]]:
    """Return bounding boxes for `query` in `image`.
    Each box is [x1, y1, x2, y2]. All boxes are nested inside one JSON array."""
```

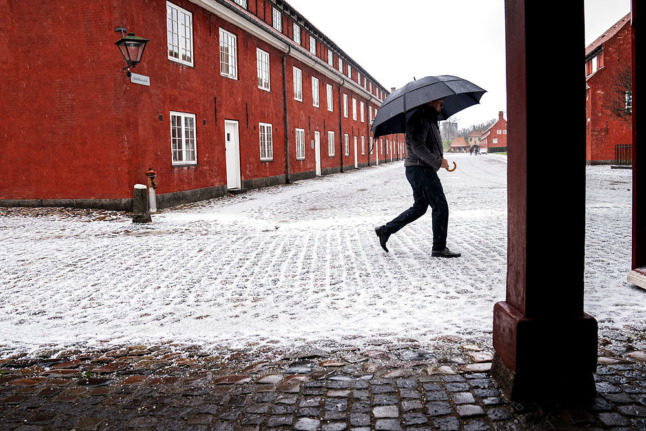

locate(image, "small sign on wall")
[[130, 72, 150, 86]]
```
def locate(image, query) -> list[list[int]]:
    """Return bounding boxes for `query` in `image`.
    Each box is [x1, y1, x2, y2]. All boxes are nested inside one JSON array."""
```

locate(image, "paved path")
[[2, 343, 646, 430], [2, 154, 646, 429]]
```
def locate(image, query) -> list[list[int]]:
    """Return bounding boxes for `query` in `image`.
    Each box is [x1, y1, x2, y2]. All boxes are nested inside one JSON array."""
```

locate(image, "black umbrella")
[[372, 75, 486, 138]]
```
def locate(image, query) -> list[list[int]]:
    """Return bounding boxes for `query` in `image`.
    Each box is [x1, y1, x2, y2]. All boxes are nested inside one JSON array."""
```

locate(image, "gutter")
[[338, 79, 345, 173], [189, 0, 381, 104], [282, 46, 291, 183]]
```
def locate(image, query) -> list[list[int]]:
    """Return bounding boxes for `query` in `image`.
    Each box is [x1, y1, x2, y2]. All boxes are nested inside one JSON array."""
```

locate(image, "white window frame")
[[219, 28, 238, 79], [347, 64, 352, 79], [295, 128, 305, 160], [309, 35, 316, 55], [360, 101, 365, 123], [326, 84, 333, 112], [256, 48, 270, 91], [293, 67, 303, 101], [338, 58, 343, 73], [259, 123, 273, 161], [369, 105, 373, 122], [343, 94, 348, 118], [272, 7, 282, 32], [170, 111, 197, 165], [344, 134, 350, 156], [327, 50, 333, 66], [232, 0, 247, 8], [361, 136, 365, 155], [312, 77, 319, 107], [167, 2, 194, 67], [328, 131, 335, 157], [493, 138, 499, 144], [352, 98, 357, 121], [293, 22, 301, 45]]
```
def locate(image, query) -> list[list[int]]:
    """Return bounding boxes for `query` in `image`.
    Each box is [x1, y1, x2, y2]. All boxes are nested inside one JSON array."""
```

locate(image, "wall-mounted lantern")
[[114, 27, 149, 76]]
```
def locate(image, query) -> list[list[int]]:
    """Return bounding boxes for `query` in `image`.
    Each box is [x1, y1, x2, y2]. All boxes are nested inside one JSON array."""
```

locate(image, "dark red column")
[[492, 0, 598, 401], [632, 0, 645, 271]]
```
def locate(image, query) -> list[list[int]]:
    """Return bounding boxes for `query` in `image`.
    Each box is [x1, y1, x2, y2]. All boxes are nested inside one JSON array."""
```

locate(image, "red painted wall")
[[0, 0, 399, 207], [586, 19, 633, 163]]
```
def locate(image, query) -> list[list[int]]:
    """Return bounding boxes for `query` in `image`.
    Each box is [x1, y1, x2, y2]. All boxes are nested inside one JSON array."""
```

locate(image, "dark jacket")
[[404, 105, 443, 171]]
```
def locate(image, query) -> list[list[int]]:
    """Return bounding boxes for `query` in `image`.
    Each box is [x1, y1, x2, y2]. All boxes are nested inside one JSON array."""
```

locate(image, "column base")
[[492, 302, 598, 402], [628, 267, 646, 290]]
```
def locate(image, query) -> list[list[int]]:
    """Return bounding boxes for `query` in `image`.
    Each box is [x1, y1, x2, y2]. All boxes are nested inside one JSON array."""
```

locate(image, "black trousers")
[[383, 166, 449, 251]]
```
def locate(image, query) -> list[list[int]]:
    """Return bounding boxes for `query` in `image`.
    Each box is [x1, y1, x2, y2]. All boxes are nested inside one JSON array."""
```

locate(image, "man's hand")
[[440, 158, 449, 169]]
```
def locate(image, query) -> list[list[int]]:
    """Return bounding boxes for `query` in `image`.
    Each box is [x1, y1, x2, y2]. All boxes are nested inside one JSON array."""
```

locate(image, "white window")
[[369, 106, 373, 121], [357, 72, 361, 84], [170, 111, 197, 165], [352, 98, 357, 121], [328, 131, 335, 156], [312, 77, 319, 107], [347, 64, 352, 79], [361, 136, 365, 155], [309, 35, 316, 55], [167, 2, 193, 66], [343, 94, 348, 118], [344, 134, 350, 156], [338, 58, 343, 73], [272, 7, 282, 32], [293, 67, 302, 101], [327, 50, 333, 66], [293, 22, 301, 45], [256, 48, 270, 91], [295, 128, 305, 160], [493, 138, 498, 144], [360, 102, 365, 123], [259, 123, 273, 161], [369, 82, 373, 93], [326, 84, 333, 112], [233, 0, 247, 7], [219, 28, 237, 79]]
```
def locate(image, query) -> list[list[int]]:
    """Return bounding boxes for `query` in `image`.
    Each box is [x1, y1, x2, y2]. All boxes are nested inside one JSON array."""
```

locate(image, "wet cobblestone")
[[2, 344, 646, 430]]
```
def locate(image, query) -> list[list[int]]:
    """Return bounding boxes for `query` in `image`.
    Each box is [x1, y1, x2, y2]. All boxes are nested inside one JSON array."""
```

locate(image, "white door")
[[314, 131, 321, 176], [375, 138, 379, 165], [225, 120, 241, 189], [354, 136, 358, 168]]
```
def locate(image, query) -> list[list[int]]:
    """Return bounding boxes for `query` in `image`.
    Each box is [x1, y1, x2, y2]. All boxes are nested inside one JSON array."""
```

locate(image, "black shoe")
[[375, 226, 390, 253], [431, 247, 461, 258]]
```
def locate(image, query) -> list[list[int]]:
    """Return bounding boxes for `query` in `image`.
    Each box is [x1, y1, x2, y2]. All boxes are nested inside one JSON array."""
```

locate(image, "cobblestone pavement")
[[3, 343, 646, 430], [2, 155, 645, 429]]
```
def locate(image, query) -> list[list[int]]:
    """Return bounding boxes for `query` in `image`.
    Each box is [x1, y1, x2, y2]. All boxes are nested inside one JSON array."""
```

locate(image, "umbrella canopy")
[[372, 75, 486, 138]]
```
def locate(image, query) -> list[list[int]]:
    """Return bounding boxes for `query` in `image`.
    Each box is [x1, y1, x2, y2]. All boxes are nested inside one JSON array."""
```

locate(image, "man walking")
[[375, 98, 460, 258]]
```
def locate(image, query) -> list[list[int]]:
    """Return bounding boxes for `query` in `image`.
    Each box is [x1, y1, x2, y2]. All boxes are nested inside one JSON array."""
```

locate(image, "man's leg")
[[419, 169, 451, 253], [383, 167, 429, 234], [376, 167, 429, 252]]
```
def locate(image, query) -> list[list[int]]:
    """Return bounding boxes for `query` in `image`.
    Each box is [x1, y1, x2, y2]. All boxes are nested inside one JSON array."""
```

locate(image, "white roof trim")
[[189, 0, 380, 105]]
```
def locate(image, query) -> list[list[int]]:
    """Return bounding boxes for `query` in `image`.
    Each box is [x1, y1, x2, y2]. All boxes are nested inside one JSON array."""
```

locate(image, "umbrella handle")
[[446, 161, 457, 172]]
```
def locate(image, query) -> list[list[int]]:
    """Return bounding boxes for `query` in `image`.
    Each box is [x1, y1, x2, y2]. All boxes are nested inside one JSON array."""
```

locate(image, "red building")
[[585, 13, 633, 164], [0, 0, 400, 210], [479, 111, 508, 153]]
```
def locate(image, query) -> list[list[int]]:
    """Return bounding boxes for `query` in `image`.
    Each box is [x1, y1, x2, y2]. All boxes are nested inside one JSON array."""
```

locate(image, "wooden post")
[[628, 0, 646, 287], [491, 0, 597, 401]]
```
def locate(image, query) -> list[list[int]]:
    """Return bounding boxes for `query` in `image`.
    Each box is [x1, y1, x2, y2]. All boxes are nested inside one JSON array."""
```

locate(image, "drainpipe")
[[367, 96, 374, 167], [282, 46, 292, 183], [338, 79, 345, 173]]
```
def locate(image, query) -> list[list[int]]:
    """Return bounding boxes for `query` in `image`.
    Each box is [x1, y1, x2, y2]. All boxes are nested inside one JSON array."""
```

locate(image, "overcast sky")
[[286, 0, 631, 128]]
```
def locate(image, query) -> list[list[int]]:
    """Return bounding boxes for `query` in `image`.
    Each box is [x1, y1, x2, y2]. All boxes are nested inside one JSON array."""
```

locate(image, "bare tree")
[[603, 64, 633, 123]]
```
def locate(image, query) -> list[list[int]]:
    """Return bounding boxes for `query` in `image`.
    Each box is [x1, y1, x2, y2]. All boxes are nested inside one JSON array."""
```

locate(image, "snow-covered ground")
[[0, 153, 642, 356]]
